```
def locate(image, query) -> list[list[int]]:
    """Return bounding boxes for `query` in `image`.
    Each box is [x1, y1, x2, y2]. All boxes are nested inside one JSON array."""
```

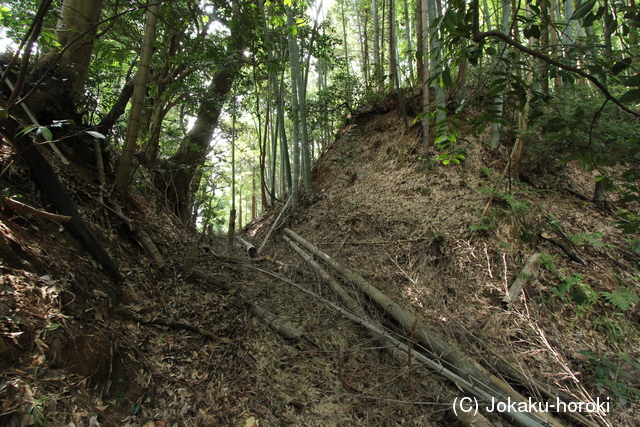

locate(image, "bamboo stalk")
[[257, 195, 291, 255], [502, 253, 541, 309], [284, 234, 408, 364], [282, 228, 563, 427], [112, 202, 165, 269], [249, 265, 554, 427], [284, 229, 477, 381], [251, 304, 302, 341], [317, 237, 429, 245], [235, 236, 257, 258]]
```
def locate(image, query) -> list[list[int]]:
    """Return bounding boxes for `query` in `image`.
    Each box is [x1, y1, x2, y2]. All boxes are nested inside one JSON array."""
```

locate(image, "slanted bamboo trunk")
[[282, 228, 563, 427], [502, 253, 541, 309], [284, 235, 408, 364]]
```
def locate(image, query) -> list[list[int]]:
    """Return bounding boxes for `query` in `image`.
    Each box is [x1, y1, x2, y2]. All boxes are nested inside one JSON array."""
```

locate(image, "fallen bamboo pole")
[[112, 202, 165, 269], [0, 196, 71, 223], [503, 253, 541, 309], [284, 229, 481, 383], [249, 265, 554, 427], [282, 228, 564, 427], [251, 304, 302, 341], [236, 236, 257, 258], [284, 234, 408, 364], [257, 196, 291, 255]]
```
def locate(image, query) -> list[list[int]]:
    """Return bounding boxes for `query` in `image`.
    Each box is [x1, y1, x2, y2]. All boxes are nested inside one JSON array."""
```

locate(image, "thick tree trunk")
[[55, 0, 104, 107], [166, 59, 242, 223], [593, 179, 606, 204], [0, 117, 123, 283], [163, 0, 248, 223]]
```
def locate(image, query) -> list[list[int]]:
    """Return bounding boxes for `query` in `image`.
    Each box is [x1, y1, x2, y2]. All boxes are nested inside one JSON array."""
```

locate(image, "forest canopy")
[[0, 0, 638, 232]]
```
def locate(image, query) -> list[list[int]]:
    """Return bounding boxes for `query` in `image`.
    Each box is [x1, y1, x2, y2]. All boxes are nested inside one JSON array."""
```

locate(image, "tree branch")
[[14, 1, 173, 110], [471, 0, 640, 118]]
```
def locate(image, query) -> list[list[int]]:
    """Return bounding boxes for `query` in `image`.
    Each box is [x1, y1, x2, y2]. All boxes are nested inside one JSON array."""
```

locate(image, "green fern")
[[540, 253, 558, 276], [481, 166, 494, 178], [600, 290, 640, 311]]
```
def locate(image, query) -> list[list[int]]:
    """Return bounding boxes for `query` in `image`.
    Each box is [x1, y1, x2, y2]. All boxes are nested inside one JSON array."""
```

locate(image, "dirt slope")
[[1, 95, 639, 427], [250, 97, 640, 426]]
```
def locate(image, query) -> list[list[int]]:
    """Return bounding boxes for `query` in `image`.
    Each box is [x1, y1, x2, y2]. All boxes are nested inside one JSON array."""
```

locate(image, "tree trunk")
[[372, 0, 382, 90], [295, 12, 313, 194], [258, 0, 280, 203], [427, 0, 446, 135], [259, 95, 270, 210], [603, 0, 613, 59], [0, 117, 123, 283], [593, 179, 606, 204], [252, 166, 257, 220], [287, 6, 302, 206], [549, 0, 562, 88], [165, 54, 243, 223], [489, 0, 511, 150], [355, 4, 369, 93], [539, 0, 550, 94], [340, 0, 352, 105], [421, 0, 431, 157], [115, 2, 159, 195], [388, 0, 395, 89], [403, 0, 414, 84], [229, 111, 237, 246], [96, 79, 135, 136], [278, 71, 292, 197], [55, 0, 104, 107], [416, 0, 423, 84]]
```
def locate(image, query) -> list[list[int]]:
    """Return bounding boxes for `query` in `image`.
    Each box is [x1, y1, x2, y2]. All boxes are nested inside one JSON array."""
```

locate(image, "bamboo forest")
[[0, 0, 639, 425]]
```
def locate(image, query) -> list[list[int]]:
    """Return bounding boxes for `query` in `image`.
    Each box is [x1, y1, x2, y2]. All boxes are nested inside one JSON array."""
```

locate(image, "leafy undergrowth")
[[1, 96, 640, 427]]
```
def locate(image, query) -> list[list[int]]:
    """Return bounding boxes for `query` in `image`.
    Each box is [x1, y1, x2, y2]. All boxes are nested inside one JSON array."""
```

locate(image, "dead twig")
[[0, 196, 71, 223], [118, 308, 229, 343]]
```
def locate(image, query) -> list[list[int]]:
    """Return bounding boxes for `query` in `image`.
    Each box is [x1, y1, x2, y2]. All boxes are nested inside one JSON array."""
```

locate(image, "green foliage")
[[600, 289, 640, 311], [480, 167, 494, 178], [541, 251, 639, 323], [579, 351, 640, 406], [568, 231, 615, 249], [0, 2, 59, 50], [613, 209, 640, 234], [471, 186, 537, 238], [17, 124, 52, 141], [551, 272, 597, 309], [531, 87, 640, 191], [593, 315, 629, 342], [469, 213, 498, 234]]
